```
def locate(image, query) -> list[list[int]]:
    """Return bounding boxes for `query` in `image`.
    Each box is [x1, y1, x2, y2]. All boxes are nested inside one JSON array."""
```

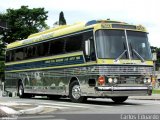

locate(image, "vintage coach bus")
[[5, 20, 153, 103]]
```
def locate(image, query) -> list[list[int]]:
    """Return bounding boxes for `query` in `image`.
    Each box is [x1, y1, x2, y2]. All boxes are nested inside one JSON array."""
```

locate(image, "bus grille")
[[86, 66, 153, 76]]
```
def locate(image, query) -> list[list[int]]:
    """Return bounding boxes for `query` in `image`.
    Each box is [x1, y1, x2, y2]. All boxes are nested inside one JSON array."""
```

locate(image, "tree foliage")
[[155, 48, 160, 64], [0, 19, 6, 76], [59, 11, 66, 25], [151, 46, 160, 70], [0, 6, 48, 79], [0, 39, 5, 79], [0, 5, 48, 43]]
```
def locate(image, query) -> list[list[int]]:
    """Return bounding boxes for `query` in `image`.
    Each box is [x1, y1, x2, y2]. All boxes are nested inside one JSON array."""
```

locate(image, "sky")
[[0, 0, 159, 47]]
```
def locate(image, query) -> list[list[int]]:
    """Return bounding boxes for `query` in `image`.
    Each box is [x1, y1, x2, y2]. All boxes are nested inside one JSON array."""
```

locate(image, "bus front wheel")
[[69, 81, 87, 103], [111, 96, 128, 103]]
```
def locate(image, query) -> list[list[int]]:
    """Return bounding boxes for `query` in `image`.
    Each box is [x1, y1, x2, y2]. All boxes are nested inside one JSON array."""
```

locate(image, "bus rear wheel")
[[18, 83, 33, 98], [18, 83, 25, 98], [69, 81, 87, 103], [111, 96, 128, 103]]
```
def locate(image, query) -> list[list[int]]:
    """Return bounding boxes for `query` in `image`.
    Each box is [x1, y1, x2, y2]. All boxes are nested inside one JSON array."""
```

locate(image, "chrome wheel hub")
[[72, 85, 81, 99], [19, 85, 23, 96]]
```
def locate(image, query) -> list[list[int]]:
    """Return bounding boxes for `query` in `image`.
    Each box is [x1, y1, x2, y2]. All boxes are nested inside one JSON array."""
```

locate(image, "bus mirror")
[[85, 40, 90, 56], [152, 52, 157, 61]]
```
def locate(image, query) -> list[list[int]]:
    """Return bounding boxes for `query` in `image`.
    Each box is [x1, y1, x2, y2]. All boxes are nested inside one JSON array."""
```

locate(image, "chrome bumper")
[[95, 86, 152, 91], [94, 86, 152, 96]]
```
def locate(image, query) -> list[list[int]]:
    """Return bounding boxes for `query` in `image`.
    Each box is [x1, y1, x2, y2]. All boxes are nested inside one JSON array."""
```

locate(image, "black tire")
[[9, 92, 12, 97], [48, 95, 61, 100], [69, 81, 87, 103], [111, 96, 128, 103], [18, 83, 25, 98], [18, 83, 33, 98]]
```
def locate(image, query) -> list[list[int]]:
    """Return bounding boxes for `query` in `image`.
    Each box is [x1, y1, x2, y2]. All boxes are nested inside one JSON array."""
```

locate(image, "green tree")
[[0, 6, 48, 80], [151, 46, 160, 70], [156, 48, 160, 65], [0, 5, 48, 44], [59, 11, 67, 25], [0, 16, 7, 80], [0, 38, 5, 80]]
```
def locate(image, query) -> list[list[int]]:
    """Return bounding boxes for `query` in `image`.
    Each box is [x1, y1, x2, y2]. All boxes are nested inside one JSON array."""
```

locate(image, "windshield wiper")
[[115, 50, 127, 62], [132, 49, 145, 62]]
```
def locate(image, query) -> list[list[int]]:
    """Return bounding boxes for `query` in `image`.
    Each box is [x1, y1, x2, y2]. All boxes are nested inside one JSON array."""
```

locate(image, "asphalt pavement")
[[129, 94, 160, 100], [0, 94, 160, 118]]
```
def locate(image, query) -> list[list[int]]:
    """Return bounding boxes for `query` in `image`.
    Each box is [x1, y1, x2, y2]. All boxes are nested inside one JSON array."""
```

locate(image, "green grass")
[[152, 89, 160, 94]]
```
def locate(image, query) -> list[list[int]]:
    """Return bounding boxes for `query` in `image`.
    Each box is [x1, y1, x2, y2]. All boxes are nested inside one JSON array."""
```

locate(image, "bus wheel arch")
[[69, 77, 80, 86], [69, 77, 87, 103]]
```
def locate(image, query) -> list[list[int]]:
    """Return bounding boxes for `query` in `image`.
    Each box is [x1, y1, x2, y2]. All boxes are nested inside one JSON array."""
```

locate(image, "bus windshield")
[[95, 30, 152, 60], [127, 31, 152, 60], [95, 30, 127, 59]]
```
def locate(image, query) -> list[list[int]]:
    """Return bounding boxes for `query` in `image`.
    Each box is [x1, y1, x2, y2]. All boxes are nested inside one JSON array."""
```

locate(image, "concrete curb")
[[0, 106, 19, 115], [19, 105, 44, 114], [0, 105, 45, 115]]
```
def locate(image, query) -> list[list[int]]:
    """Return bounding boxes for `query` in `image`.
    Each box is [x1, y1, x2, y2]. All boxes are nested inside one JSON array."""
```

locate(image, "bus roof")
[[7, 19, 147, 50]]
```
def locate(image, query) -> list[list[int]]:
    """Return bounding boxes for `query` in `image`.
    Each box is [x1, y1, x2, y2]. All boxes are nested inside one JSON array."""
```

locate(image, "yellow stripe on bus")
[[97, 59, 153, 65]]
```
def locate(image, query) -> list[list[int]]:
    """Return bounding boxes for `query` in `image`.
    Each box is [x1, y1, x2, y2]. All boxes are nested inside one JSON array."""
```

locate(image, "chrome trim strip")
[[95, 86, 150, 91]]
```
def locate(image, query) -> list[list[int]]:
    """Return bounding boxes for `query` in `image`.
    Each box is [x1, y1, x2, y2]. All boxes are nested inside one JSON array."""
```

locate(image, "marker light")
[[98, 76, 105, 85]]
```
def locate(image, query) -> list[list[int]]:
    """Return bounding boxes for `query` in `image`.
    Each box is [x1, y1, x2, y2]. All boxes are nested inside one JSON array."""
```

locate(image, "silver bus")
[[5, 20, 153, 103]]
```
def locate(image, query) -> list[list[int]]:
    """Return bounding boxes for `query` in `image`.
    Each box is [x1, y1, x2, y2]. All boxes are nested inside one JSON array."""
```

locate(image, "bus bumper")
[[94, 86, 152, 97]]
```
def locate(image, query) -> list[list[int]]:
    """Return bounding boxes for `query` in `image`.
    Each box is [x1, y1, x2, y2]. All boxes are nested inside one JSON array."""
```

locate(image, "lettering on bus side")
[[22, 33, 53, 45], [44, 56, 82, 64]]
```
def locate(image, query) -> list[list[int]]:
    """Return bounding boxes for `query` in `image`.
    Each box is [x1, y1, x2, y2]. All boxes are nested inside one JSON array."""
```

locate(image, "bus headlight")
[[108, 78, 113, 83], [113, 78, 118, 83], [147, 78, 151, 83], [143, 78, 147, 84], [143, 78, 151, 84]]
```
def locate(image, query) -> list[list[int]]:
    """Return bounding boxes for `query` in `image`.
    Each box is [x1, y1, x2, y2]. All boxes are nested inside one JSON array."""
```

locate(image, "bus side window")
[[6, 51, 11, 62], [26, 47, 33, 59], [23, 48, 27, 59], [49, 39, 65, 55], [6, 51, 9, 62], [14, 48, 24, 61], [65, 35, 82, 53], [37, 44, 44, 57], [9, 50, 15, 62]]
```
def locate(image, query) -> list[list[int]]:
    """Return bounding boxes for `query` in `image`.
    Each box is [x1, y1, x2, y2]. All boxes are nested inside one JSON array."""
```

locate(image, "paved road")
[[0, 97, 160, 120]]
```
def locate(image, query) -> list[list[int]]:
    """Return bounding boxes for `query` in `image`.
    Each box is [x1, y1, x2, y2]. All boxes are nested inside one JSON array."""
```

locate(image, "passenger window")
[[6, 51, 12, 62], [65, 35, 82, 52], [37, 42, 50, 57], [14, 48, 24, 60], [49, 39, 65, 55]]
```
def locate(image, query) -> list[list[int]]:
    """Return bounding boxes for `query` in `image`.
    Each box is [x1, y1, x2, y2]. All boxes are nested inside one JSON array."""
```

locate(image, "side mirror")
[[152, 52, 157, 61], [85, 40, 90, 56]]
